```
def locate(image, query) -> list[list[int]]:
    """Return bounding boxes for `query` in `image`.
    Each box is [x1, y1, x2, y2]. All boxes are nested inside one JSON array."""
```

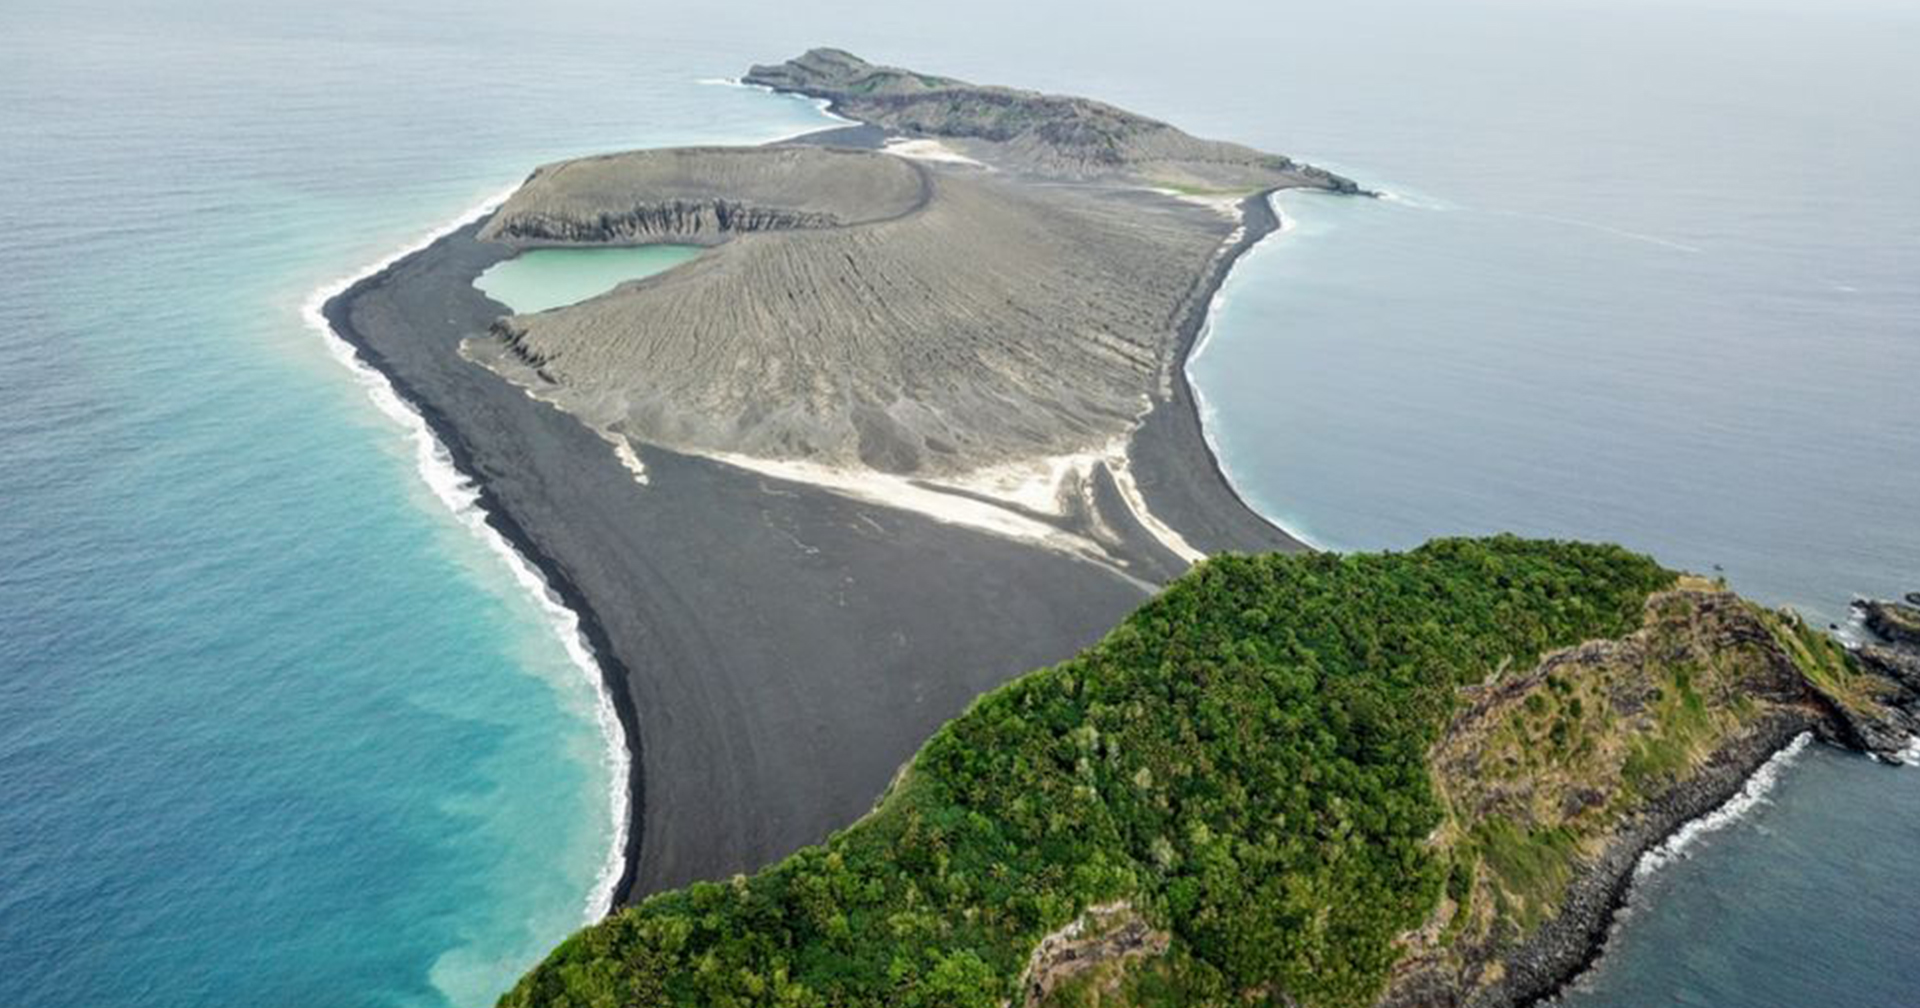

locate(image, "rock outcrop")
[[479, 146, 927, 246], [744, 48, 1363, 193], [1017, 903, 1170, 1008], [1858, 598, 1920, 649], [1377, 588, 1908, 1007]]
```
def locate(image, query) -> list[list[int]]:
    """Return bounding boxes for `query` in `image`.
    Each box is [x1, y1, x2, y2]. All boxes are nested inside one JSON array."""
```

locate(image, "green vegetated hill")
[[501, 537, 1904, 1008]]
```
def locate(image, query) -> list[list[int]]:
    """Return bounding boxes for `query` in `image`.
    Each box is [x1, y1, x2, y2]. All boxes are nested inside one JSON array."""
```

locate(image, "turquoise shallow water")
[[3, 1, 1915, 1006], [475, 246, 703, 314], [0, 6, 837, 1006]]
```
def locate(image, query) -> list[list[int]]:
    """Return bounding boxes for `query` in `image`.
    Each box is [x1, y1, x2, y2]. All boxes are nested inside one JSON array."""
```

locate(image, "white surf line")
[[1180, 190, 1332, 553], [1491, 208, 1704, 254], [696, 75, 861, 137], [1632, 732, 1812, 882], [1898, 735, 1920, 768], [707, 451, 1105, 559], [301, 187, 632, 924]]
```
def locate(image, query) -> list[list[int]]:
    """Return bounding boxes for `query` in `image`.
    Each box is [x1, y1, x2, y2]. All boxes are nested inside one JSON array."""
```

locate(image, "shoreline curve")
[[1178, 189, 1332, 552], [308, 199, 645, 915], [310, 119, 1332, 921]]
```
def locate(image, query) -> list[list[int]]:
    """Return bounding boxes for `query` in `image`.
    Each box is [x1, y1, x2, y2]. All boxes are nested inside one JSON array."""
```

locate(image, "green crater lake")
[[476, 245, 702, 313]]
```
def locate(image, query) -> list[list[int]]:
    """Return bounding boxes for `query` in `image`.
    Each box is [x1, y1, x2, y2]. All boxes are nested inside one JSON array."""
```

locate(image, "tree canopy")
[[501, 536, 1675, 1008]]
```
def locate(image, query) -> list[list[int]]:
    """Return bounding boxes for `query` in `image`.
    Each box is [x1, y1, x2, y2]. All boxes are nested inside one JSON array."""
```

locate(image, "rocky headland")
[[498, 544, 1920, 1008], [742, 48, 1364, 193]]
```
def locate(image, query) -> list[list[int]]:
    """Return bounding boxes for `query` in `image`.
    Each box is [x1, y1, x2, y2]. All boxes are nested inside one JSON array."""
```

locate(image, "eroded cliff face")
[[482, 199, 848, 245], [1376, 587, 1905, 1007], [478, 145, 928, 247], [1017, 903, 1170, 1008]]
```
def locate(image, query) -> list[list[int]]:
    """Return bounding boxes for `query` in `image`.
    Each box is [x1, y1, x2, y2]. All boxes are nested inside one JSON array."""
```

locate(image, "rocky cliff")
[[1859, 598, 1920, 650], [1376, 585, 1914, 1008], [495, 541, 1918, 1008], [479, 146, 927, 246]]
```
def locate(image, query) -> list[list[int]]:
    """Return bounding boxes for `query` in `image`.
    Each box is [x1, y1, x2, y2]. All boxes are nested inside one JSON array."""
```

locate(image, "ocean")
[[1, 1, 1913, 1006]]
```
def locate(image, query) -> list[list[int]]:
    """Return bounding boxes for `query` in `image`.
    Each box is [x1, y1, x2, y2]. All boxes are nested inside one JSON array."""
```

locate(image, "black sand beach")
[[323, 130, 1306, 907], [1128, 191, 1305, 558]]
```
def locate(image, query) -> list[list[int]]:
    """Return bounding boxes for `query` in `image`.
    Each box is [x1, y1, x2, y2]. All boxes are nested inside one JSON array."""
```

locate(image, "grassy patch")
[[1471, 817, 1576, 933], [1760, 605, 1877, 710]]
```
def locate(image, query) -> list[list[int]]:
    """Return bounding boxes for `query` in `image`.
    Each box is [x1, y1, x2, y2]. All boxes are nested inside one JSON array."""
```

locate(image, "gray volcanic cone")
[[468, 52, 1360, 476]]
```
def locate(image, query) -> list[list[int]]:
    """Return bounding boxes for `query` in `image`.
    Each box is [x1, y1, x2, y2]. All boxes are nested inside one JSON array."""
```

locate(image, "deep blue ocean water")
[[2, 1, 1914, 1005]]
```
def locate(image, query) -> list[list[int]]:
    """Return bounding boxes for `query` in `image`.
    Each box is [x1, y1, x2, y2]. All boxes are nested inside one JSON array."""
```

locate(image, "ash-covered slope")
[[745, 47, 1362, 192], [472, 146, 1238, 475], [469, 51, 1371, 486], [479, 146, 927, 246]]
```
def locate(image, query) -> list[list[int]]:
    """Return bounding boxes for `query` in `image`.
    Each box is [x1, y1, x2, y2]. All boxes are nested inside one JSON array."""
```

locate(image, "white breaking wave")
[[299, 187, 632, 924], [1633, 732, 1812, 881], [1374, 187, 1457, 212], [1898, 736, 1920, 767], [1495, 208, 1705, 254], [694, 74, 859, 136]]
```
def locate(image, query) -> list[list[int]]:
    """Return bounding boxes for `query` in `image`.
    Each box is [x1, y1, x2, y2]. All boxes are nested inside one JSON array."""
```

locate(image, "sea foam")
[[300, 188, 631, 923], [1632, 732, 1812, 882], [695, 74, 859, 136]]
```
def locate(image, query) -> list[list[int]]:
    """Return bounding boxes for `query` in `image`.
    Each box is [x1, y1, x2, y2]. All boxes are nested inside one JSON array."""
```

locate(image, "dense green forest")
[[501, 537, 1675, 1008]]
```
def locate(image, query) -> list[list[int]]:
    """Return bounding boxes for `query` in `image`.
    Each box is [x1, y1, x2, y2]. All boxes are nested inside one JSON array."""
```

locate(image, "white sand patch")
[[884, 138, 987, 167], [705, 435, 1207, 572], [605, 433, 650, 486], [934, 447, 1112, 516], [930, 441, 1206, 565], [708, 451, 1099, 557], [1102, 452, 1207, 564]]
